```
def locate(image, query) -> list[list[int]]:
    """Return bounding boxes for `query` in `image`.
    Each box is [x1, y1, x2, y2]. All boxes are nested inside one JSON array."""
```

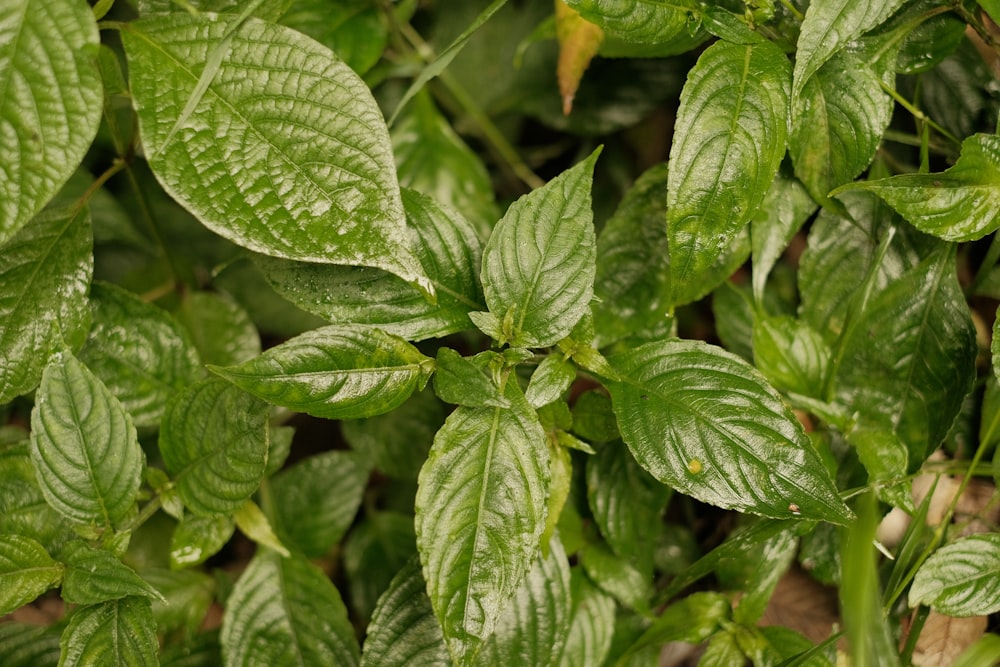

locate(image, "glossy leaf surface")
[[750, 170, 816, 304], [59, 597, 159, 667], [121, 14, 430, 292], [910, 533, 1000, 616], [667, 40, 790, 306], [170, 514, 234, 569], [433, 348, 509, 409], [563, 0, 696, 44], [59, 541, 163, 605], [555, 569, 615, 667], [752, 316, 831, 399], [0, 534, 62, 615], [608, 340, 852, 523]]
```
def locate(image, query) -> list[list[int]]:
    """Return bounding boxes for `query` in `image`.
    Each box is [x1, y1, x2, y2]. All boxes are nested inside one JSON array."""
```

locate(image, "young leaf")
[[271, 450, 370, 558], [59, 541, 164, 605], [667, 40, 790, 306], [30, 352, 144, 529], [59, 597, 159, 667], [525, 354, 576, 408], [433, 348, 510, 409], [360, 558, 450, 667], [415, 381, 550, 664], [0, 623, 61, 667], [910, 533, 1000, 617], [233, 499, 289, 557], [221, 550, 360, 667], [0, 0, 102, 245], [210, 325, 433, 420], [79, 281, 202, 429], [607, 340, 852, 524], [120, 14, 431, 294], [0, 534, 63, 616], [158, 378, 270, 516], [833, 134, 1000, 242], [555, 1, 604, 115], [554, 569, 616, 667], [170, 514, 235, 569], [258, 188, 485, 342], [0, 207, 92, 404], [562, 0, 696, 45], [480, 149, 600, 348]]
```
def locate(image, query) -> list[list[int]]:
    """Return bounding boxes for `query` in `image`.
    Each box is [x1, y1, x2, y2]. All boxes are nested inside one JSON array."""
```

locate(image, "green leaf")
[[792, 0, 905, 99], [279, 0, 387, 75], [233, 499, 289, 557], [724, 526, 799, 625], [137, 0, 288, 20], [752, 316, 831, 400], [143, 568, 215, 638], [160, 631, 221, 667], [0, 0, 102, 244], [343, 512, 417, 625], [608, 340, 852, 524], [667, 40, 790, 306], [834, 134, 1000, 242], [910, 533, 1000, 616], [170, 514, 234, 569], [210, 325, 433, 420], [271, 450, 370, 557], [158, 378, 270, 516], [478, 536, 572, 666], [570, 389, 619, 443], [173, 290, 260, 367], [954, 633, 1000, 667], [414, 381, 549, 664], [0, 443, 73, 549], [554, 569, 615, 667], [433, 348, 510, 409], [221, 550, 360, 667], [59, 541, 164, 605], [360, 558, 450, 667], [621, 592, 730, 661], [59, 597, 159, 667], [0, 623, 61, 667], [834, 245, 977, 468], [750, 170, 816, 306], [790, 51, 893, 207], [0, 207, 92, 404], [525, 355, 576, 409], [257, 188, 485, 342], [79, 282, 202, 429], [30, 352, 144, 529], [480, 149, 600, 348], [578, 539, 649, 612], [0, 534, 63, 616], [120, 13, 431, 293], [563, 0, 697, 45]]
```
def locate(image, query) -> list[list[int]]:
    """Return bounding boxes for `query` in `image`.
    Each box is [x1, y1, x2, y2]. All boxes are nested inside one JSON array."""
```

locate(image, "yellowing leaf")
[[555, 1, 604, 115]]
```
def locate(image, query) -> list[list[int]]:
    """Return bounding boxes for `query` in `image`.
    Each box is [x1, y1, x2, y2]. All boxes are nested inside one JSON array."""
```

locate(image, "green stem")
[[878, 81, 961, 146], [71, 159, 127, 218], [966, 232, 1000, 297], [122, 496, 162, 533], [777, 0, 804, 22]]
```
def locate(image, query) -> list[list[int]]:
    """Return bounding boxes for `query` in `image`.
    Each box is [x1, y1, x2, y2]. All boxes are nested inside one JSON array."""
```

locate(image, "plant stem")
[[122, 496, 162, 533], [878, 81, 962, 147], [966, 231, 1000, 296], [777, 0, 804, 22]]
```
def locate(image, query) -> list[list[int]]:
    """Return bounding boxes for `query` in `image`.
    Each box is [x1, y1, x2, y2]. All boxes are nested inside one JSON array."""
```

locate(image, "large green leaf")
[[792, 0, 906, 99], [0, 443, 73, 549], [667, 40, 790, 306], [0, 207, 92, 404], [59, 541, 163, 606], [271, 450, 370, 558], [258, 189, 484, 342], [750, 170, 816, 304], [834, 134, 1000, 242], [415, 382, 549, 664], [554, 569, 615, 667], [563, 0, 696, 44], [607, 340, 852, 523], [0, 534, 63, 616], [910, 533, 1000, 616], [29, 352, 144, 529], [79, 282, 202, 429], [158, 378, 269, 516], [0, 0, 102, 244], [790, 51, 893, 206], [479, 149, 600, 348], [120, 14, 430, 293], [210, 325, 433, 420], [221, 550, 360, 667], [834, 245, 976, 468], [343, 512, 417, 625], [59, 597, 159, 667], [752, 316, 831, 400], [0, 623, 61, 667]]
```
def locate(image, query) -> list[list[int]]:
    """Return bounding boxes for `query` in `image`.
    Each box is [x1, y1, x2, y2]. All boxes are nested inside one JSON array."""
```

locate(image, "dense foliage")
[[1, 0, 1000, 664]]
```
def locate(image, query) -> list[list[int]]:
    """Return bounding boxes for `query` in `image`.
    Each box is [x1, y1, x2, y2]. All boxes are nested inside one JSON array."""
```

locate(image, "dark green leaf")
[[563, 0, 697, 44], [279, 0, 387, 75], [0, 534, 63, 616], [752, 316, 831, 399], [60, 541, 163, 605], [712, 281, 756, 362], [525, 354, 576, 408], [480, 149, 600, 348], [415, 382, 549, 664], [910, 533, 1000, 616], [170, 514, 235, 569], [0, 208, 92, 404], [0, 441, 73, 550], [158, 378, 269, 516], [173, 291, 260, 367], [554, 568, 615, 667], [570, 389, 619, 443], [160, 631, 221, 667], [0, 623, 61, 667], [621, 592, 730, 661], [667, 40, 790, 306], [343, 512, 417, 625], [725, 527, 798, 625], [433, 348, 509, 409], [751, 170, 816, 305], [578, 540, 649, 612], [30, 352, 144, 529], [0, 0, 102, 244], [221, 551, 360, 667], [121, 14, 430, 293], [258, 189, 485, 342], [60, 597, 159, 667], [79, 282, 202, 429], [210, 325, 433, 420], [271, 450, 370, 558], [143, 568, 215, 638]]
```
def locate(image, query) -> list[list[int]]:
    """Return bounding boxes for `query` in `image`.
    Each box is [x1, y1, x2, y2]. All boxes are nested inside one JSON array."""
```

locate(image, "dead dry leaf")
[[910, 611, 988, 667], [759, 566, 840, 644]]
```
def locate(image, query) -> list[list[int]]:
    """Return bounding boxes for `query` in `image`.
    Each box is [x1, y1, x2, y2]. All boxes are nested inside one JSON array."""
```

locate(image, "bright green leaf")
[[30, 352, 144, 529], [526, 354, 576, 409], [752, 316, 831, 399], [221, 550, 360, 667], [59, 541, 163, 605], [233, 499, 289, 557], [910, 533, 1000, 616], [210, 325, 433, 420], [158, 378, 269, 516], [0, 207, 92, 404], [480, 149, 600, 348], [0, 534, 63, 616], [667, 40, 790, 306], [120, 13, 431, 293], [0, 0, 102, 244], [554, 568, 615, 667], [343, 512, 417, 625], [170, 514, 234, 569], [608, 340, 852, 524], [173, 290, 260, 367], [59, 597, 158, 667], [0, 623, 61, 667], [562, 0, 697, 45], [415, 382, 549, 664], [433, 348, 510, 409], [79, 281, 202, 429]]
